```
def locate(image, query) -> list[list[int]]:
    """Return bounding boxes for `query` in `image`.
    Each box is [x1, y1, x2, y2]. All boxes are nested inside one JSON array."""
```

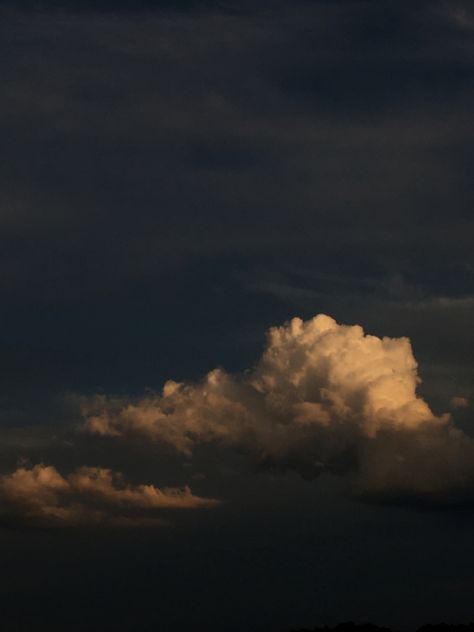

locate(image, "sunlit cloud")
[[82, 314, 474, 501], [0, 464, 220, 528], [451, 396, 469, 409]]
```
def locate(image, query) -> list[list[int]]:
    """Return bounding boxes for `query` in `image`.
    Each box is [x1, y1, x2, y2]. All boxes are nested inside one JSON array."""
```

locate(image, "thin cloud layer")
[[82, 314, 474, 500], [0, 464, 220, 527]]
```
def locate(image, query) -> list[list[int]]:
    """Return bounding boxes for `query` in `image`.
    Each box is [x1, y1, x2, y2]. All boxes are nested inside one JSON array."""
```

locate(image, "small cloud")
[[451, 396, 469, 409], [0, 464, 220, 529], [443, 4, 474, 31]]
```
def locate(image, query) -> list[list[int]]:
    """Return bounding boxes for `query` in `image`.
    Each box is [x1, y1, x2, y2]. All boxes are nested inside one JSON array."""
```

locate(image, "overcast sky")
[[1, 1, 474, 631]]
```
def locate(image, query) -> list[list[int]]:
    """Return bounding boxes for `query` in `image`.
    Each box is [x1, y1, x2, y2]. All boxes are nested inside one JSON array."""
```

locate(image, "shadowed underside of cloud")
[[0, 463, 220, 527], [82, 314, 474, 503]]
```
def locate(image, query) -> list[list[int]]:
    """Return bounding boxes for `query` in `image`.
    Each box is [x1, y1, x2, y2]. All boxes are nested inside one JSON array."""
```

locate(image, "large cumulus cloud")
[[82, 314, 474, 500]]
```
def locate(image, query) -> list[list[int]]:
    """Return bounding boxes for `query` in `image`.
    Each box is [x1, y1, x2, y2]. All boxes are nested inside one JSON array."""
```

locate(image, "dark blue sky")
[[0, 1, 473, 630]]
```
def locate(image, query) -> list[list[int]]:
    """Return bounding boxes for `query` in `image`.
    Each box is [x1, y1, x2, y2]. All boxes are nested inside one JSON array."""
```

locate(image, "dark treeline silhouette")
[[288, 622, 474, 632], [418, 626, 474, 632]]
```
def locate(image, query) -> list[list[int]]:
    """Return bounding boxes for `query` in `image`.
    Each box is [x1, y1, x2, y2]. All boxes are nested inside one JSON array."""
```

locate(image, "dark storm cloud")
[[0, 0, 222, 12], [1, 1, 472, 307]]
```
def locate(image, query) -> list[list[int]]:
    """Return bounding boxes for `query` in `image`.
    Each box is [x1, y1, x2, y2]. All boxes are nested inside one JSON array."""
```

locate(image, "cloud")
[[440, 2, 474, 31], [82, 314, 474, 501], [451, 396, 469, 409], [0, 464, 220, 528]]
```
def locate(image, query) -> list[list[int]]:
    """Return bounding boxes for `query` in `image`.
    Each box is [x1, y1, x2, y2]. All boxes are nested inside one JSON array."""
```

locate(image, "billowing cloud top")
[[82, 314, 474, 500]]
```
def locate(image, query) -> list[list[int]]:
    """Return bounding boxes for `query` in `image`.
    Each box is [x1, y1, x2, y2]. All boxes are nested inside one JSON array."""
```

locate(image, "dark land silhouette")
[[288, 623, 474, 632]]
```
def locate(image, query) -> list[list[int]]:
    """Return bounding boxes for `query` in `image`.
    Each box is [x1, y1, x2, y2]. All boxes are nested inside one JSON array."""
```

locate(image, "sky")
[[0, 0, 474, 630]]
